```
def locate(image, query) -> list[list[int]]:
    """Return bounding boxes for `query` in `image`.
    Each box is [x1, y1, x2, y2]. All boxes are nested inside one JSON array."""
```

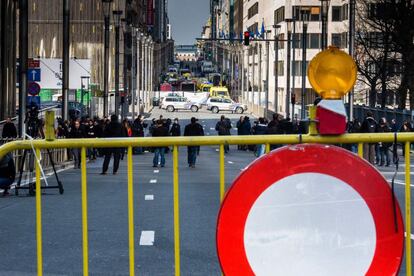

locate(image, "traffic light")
[[244, 31, 250, 46], [291, 93, 296, 104]]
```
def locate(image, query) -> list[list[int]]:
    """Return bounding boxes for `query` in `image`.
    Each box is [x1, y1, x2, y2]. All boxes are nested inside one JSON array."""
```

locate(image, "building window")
[[275, 61, 284, 76], [331, 33, 342, 48], [292, 61, 309, 76], [309, 33, 321, 49], [248, 2, 259, 19], [342, 4, 349, 20], [247, 22, 258, 35], [310, 7, 321, 21], [278, 33, 285, 49], [274, 7, 285, 25], [332, 6, 342, 21], [292, 33, 302, 49], [293, 6, 322, 21]]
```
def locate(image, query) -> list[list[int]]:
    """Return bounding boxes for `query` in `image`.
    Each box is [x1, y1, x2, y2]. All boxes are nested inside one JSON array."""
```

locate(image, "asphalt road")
[[0, 108, 413, 275]]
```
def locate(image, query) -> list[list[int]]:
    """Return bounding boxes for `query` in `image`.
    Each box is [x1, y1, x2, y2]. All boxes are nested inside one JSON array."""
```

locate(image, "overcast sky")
[[168, 0, 210, 45]]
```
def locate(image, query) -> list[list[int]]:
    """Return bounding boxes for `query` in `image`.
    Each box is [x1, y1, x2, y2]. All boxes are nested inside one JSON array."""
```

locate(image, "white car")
[[161, 96, 201, 112], [206, 97, 247, 114]]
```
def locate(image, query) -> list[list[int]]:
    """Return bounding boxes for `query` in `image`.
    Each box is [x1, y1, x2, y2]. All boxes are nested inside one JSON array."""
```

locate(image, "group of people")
[[350, 111, 413, 166]]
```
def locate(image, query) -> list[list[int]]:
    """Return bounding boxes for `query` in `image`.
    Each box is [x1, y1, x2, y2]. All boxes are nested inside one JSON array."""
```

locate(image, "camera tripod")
[[15, 111, 64, 196]]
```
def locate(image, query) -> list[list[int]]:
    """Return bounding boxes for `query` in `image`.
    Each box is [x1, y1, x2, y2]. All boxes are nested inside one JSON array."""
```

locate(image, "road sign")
[[217, 144, 404, 276], [27, 68, 41, 82], [28, 59, 40, 68], [27, 82, 41, 96], [27, 96, 41, 108]]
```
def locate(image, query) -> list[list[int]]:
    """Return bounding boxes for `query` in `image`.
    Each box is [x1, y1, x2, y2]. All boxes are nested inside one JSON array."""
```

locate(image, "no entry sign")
[[216, 144, 404, 275]]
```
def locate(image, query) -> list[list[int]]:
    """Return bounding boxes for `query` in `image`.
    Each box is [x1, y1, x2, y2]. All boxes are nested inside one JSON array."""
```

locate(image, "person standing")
[[132, 115, 147, 154], [101, 115, 125, 175], [170, 118, 181, 137], [215, 115, 232, 153], [184, 117, 204, 168], [69, 120, 84, 169], [377, 117, 391, 166], [236, 116, 244, 150], [252, 117, 268, 157], [86, 119, 97, 160], [152, 120, 169, 168], [0, 153, 15, 196], [2, 117, 17, 139], [360, 111, 378, 165]]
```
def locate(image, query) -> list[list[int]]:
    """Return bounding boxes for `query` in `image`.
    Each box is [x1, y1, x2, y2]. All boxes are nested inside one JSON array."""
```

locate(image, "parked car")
[[161, 96, 201, 112], [206, 97, 247, 114]]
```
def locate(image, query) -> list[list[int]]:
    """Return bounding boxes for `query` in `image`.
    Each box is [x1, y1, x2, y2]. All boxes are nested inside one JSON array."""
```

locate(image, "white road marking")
[[228, 161, 234, 164], [153, 170, 159, 173], [386, 179, 414, 187], [150, 179, 157, 184], [139, 231, 154, 246], [145, 195, 154, 201]]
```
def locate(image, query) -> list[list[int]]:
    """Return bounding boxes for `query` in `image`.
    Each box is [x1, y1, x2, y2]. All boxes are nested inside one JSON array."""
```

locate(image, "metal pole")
[[18, 0, 28, 136], [252, 44, 256, 106], [321, 0, 329, 50], [348, 0, 355, 120], [131, 30, 136, 121], [265, 40, 270, 118], [274, 27, 279, 114], [301, 21, 307, 119], [286, 30, 292, 118], [258, 43, 262, 108], [103, 15, 110, 117], [292, 21, 296, 118], [115, 22, 120, 118], [62, 0, 70, 121], [240, 47, 245, 102]]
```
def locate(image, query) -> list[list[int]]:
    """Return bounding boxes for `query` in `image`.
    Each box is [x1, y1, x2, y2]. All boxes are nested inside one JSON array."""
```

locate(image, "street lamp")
[[273, 24, 281, 114], [113, 10, 123, 118], [320, 0, 331, 50], [301, 9, 310, 119], [285, 18, 293, 119], [102, 0, 112, 118]]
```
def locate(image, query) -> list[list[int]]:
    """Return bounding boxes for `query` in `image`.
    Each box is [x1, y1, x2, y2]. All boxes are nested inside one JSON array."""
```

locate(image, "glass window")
[[292, 33, 302, 49], [331, 33, 342, 48], [224, 99, 231, 103], [309, 33, 320, 49], [248, 2, 259, 19], [278, 61, 284, 76], [332, 6, 342, 21], [274, 7, 285, 25], [310, 6, 321, 21]]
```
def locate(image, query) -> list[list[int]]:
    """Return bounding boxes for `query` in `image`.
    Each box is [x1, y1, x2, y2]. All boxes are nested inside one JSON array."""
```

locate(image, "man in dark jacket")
[[377, 117, 391, 166], [184, 117, 204, 168], [86, 120, 97, 160], [252, 118, 268, 157], [360, 111, 377, 164], [69, 120, 84, 168], [215, 115, 232, 153], [101, 115, 125, 175], [152, 120, 169, 168], [2, 117, 17, 139], [0, 153, 15, 196], [132, 115, 147, 154], [170, 118, 181, 137]]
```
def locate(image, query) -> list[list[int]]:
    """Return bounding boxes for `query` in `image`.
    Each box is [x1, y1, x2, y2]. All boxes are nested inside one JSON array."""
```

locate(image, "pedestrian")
[[400, 120, 412, 156], [0, 153, 15, 196], [86, 119, 97, 160], [377, 117, 391, 166], [170, 118, 181, 136], [347, 118, 361, 153], [267, 113, 282, 150], [236, 116, 244, 150], [2, 117, 17, 140], [252, 117, 268, 157], [360, 111, 377, 165], [152, 120, 169, 168], [132, 115, 147, 154], [101, 115, 125, 175], [215, 115, 232, 153], [184, 117, 204, 168], [121, 119, 132, 160], [69, 120, 84, 169]]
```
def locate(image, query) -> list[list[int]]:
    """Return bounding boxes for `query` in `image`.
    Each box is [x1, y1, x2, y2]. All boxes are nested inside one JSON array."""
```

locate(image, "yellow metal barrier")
[[1, 134, 413, 276]]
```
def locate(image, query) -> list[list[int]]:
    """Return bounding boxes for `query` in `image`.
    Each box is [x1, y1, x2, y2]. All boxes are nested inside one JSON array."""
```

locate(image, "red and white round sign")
[[216, 144, 404, 276]]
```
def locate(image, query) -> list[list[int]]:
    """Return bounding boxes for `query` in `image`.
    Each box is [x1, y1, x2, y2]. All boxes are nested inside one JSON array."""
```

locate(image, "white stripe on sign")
[[139, 231, 154, 246], [145, 195, 154, 201], [153, 170, 159, 173], [150, 179, 157, 184]]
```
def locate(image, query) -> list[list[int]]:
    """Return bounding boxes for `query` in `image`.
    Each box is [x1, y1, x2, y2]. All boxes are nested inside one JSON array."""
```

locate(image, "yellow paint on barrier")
[[127, 146, 135, 276], [35, 148, 43, 276], [173, 146, 181, 276], [81, 147, 89, 276], [405, 142, 412, 276]]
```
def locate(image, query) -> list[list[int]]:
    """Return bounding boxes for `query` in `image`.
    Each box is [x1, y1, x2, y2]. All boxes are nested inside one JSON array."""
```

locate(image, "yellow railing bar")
[[358, 143, 363, 158], [35, 148, 43, 276], [2, 133, 414, 157], [405, 142, 412, 276], [265, 143, 270, 154], [219, 144, 225, 202], [173, 145, 180, 276], [127, 146, 135, 276], [81, 147, 89, 276]]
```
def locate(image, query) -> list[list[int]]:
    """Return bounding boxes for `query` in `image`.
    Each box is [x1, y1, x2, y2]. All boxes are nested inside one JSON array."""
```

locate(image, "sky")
[[168, 0, 210, 45]]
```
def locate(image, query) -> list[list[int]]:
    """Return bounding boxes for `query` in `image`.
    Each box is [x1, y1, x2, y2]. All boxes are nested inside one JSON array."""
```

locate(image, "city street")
[[0, 108, 413, 275]]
